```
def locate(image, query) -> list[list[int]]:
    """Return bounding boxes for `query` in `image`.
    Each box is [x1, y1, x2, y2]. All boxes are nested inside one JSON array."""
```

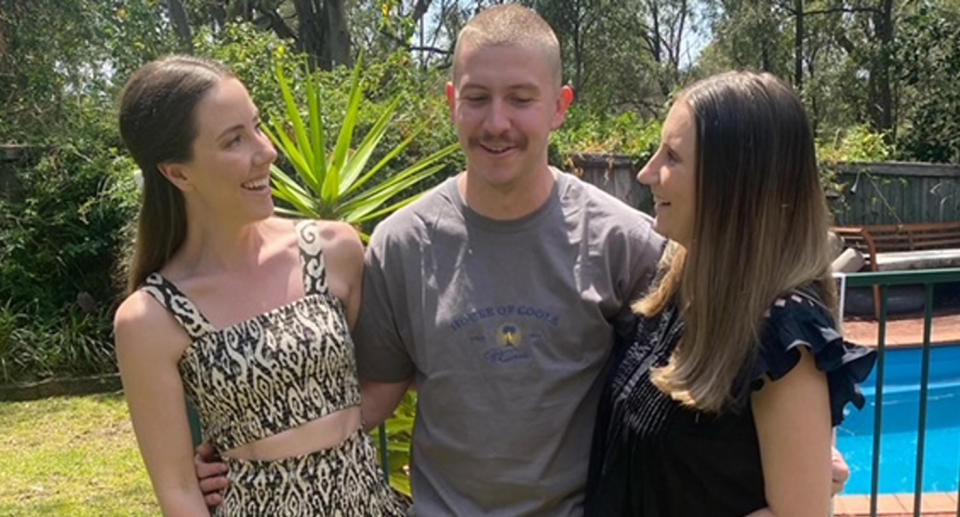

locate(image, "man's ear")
[[446, 81, 456, 117], [156, 162, 193, 192], [551, 85, 575, 130]]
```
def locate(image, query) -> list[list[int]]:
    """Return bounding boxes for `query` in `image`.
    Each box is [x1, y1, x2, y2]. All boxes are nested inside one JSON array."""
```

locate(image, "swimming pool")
[[836, 344, 960, 494]]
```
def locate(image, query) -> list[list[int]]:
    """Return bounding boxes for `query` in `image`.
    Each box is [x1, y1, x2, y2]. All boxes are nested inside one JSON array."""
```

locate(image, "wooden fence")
[[830, 162, 960, 225], [569, 154, 960, 226], [567, 153, 653, 214]]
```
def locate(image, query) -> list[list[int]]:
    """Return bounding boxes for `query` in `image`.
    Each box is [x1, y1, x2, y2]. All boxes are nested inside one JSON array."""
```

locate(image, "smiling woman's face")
[[636, 101, 698, 246], [168, 77, 278, 222]]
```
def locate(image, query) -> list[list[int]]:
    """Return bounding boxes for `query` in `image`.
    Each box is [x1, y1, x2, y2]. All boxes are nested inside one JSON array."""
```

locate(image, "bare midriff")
[[222, 405, 362, 461]]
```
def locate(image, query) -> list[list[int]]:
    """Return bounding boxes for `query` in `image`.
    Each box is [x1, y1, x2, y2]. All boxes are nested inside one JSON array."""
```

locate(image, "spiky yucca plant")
[[263, 56, 459, 237]]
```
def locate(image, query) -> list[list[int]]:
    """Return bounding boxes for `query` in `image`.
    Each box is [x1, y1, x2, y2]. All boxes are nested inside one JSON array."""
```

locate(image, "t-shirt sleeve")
[[749, 292, 877, 426], [623, 217, 667, 301], [353, 231, 416, 383], [613, 215, 667, 338]]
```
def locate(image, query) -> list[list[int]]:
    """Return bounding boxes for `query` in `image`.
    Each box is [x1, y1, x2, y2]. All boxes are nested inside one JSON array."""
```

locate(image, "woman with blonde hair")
[[114, 55, 407, 516], [585, 72, 875, 516]]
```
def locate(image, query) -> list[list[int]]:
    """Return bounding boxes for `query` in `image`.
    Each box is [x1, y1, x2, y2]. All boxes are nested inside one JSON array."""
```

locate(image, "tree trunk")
[[253, 3, 298, 42], [794, 0, 803, 90], [574, 12, 583, 95], [207, 2, 227, 30], [166, 0, 193, 52], [411, 0, 432, 23], [649, 0, 662, 63], [673, 0, 687, 72], [292, 0, 325, 69], [324, 0, 352, 68], [869, 0, 895, 134]]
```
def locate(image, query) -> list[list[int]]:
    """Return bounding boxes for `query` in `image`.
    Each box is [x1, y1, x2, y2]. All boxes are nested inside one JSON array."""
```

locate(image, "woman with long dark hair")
[[585, 72, 875, 516], [114, 55, 407, 516]]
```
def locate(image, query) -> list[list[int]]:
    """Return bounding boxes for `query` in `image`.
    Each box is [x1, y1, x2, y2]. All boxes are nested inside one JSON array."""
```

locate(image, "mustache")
[[467, 135, 527, 149]]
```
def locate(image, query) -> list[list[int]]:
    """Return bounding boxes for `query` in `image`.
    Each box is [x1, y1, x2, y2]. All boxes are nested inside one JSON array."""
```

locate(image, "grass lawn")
[[0, 392, 158, 516]]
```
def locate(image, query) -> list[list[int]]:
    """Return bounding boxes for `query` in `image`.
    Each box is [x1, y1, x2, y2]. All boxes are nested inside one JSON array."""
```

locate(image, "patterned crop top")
[[140, 220, 362, 452]]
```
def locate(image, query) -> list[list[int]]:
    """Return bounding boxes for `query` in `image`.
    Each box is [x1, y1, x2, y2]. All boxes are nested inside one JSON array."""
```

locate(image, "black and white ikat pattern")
[[141, 220, 407, 516], [219, 430, 409, 516], [297, 218, 329, 298], [142, 274, 216, 339]]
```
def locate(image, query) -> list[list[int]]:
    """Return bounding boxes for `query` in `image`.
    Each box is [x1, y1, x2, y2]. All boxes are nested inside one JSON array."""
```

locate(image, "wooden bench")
[[833, 222, 960, 316]]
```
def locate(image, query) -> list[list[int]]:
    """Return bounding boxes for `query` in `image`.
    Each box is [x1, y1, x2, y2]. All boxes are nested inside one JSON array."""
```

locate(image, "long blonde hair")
[[635, 72, 836, 413]]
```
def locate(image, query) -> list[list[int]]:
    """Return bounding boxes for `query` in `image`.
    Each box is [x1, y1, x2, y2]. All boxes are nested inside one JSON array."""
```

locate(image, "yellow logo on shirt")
[[497, 323, 522, 347]]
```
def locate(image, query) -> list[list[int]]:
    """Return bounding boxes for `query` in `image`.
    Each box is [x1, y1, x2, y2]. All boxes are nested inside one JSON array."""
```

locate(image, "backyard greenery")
[[1, 1, 958, 508], [0, 393, 156, 516], [266, 55, 459, 235], [4, 0, 959, 385]]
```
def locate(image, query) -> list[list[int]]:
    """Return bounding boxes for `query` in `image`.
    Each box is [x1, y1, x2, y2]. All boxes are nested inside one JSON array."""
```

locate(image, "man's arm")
[[361, 381, 411, 431], [353, 230, 417, 382]]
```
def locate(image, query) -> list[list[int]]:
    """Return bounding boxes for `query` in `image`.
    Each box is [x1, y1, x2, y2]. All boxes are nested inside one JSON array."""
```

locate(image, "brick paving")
[[833, 491, 957, 516], [843, 311, 960, 348]]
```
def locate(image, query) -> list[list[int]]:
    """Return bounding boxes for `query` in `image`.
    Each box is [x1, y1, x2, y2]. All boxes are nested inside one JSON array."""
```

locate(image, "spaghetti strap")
[[296, 220, 330, 296], [140, 272, 216, 339]]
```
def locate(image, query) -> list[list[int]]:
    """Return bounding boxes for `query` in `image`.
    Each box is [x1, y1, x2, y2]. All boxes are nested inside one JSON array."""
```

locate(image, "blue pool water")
[[836, 344, 960, 494]]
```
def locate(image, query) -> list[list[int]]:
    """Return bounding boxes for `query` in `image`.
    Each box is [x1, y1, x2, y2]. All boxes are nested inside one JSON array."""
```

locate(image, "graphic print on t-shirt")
[[449, 303, 561, 364]]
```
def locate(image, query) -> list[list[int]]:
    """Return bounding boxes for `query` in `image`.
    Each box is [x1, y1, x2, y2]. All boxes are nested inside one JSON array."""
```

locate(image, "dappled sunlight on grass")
[[0, 393, 157, 516]]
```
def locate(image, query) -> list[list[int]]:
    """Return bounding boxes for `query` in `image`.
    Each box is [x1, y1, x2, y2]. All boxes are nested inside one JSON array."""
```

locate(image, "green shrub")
[[816, 124, 894, 199], [0, 147, 137, 316], [551, 107, 662, 166], [817, 124, 893, 165], [0, 142, 138, 384], [370, 391, 416, 495]]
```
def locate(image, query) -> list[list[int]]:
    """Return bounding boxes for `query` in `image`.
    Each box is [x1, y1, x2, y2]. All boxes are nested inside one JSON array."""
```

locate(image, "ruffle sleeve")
[[747, 291, 876, 426]]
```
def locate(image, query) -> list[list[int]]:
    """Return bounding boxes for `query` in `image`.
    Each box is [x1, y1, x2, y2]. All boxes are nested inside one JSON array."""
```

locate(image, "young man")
[[354, 6, 663, 515]]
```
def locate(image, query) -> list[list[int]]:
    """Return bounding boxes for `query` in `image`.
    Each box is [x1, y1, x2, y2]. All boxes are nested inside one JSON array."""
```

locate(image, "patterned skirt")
[[216, 430, 409, 516]]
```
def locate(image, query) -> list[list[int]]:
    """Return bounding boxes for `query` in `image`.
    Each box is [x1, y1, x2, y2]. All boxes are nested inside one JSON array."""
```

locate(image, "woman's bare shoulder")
[[302, 219, 363, 259], [114, 289, 188, 358]]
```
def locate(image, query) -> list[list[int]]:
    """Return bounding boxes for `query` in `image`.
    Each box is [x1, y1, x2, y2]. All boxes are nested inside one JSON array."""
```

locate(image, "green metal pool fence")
[[836, 267, 960, 516]]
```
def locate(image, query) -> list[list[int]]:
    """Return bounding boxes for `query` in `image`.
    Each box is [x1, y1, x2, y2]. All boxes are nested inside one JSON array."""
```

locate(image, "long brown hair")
[[635, 72, 836, 413], [118, 55, 234, 293]]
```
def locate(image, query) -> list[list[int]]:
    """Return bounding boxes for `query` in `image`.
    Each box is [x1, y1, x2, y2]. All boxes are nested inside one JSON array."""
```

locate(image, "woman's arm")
[[319, 221, 409, 430], [749, 347, 832, 517], [115, 291, 210, 516]]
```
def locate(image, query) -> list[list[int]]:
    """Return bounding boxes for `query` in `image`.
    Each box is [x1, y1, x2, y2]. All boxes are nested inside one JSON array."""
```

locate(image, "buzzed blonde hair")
[[453, 4, 562, 88]]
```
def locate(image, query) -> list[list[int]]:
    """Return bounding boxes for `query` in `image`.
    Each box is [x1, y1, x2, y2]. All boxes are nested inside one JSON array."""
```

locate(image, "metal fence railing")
[[836, 267, 960, 517]]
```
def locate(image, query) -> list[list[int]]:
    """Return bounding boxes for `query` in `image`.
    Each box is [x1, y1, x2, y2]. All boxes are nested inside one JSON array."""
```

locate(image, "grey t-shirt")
[[355, 170, 664, 516]]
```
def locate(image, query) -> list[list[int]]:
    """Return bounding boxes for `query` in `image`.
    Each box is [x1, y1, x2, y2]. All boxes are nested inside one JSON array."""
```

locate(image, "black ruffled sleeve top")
[[585, 289, 876, 517]]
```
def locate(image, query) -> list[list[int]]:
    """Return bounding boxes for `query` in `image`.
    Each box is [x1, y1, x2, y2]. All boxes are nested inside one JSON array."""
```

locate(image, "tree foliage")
[[895, 1, 960, 163], [1, 0, 959, 387]]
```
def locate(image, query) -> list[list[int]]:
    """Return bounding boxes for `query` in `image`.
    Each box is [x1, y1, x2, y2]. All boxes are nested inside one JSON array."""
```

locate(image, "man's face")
[[447, 43, 572, 189]]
